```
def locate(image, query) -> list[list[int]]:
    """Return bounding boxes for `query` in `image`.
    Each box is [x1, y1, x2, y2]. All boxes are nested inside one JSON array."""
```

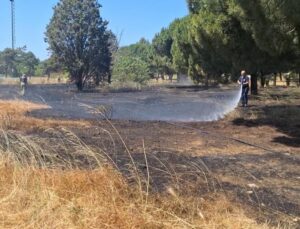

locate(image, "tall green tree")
[[183, 0, 300, 92], [0, 48, 39, 77], [112, 39, 153, 84], [228, 0, 300, 89], [0, 48, 17, 77], [39, 56, 63, 78], [171, 17, 191, 76], [112, 56, 150, 85], [152, 28, 173, 59], [152, 27, 176, 80], [18, 51, 40, 76], [45, 0, 112, 90], [118, 38, 153, 63]]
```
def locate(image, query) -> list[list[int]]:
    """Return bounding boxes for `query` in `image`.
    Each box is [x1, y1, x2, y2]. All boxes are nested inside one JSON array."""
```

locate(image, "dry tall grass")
[[0, 100, 90, 132], [0, 99, 276, 228], [0, 76, 67, 85], [0, 146, 270, 229]]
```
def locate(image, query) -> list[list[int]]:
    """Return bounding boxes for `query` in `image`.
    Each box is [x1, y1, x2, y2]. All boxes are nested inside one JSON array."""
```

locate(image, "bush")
[[112, 56, 150, 85]]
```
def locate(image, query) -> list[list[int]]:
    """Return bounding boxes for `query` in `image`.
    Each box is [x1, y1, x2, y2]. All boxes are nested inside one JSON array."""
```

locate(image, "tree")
[[114, 38, 154, 77], [227, 0, 300, 92], [171, 17, 191, 76], [45, 0, 112, 90], [187, 0, 235, 84], [38, 56, 63, 79], [183, 0, 300, 92], [112, 56, 150, 85], [152, 27, 177, 80], [0, 48, 17, 77], [18, 51, 39, 76], [106, 31, 119, 84], [152, 28, 173, 59], [0, 47, 39, 77], [118, 38, 153, 63], [229, 0, 296, 63]]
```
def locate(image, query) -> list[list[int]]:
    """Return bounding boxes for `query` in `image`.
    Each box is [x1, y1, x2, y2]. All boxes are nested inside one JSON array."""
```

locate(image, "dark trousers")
[[241, 86, 249, 105]]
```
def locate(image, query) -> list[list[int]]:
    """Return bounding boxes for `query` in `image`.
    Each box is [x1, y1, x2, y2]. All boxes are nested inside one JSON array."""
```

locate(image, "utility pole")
[[10, 0, 15, 49]]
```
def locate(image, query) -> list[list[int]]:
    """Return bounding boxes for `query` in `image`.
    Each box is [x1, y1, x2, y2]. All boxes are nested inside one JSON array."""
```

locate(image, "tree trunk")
[[298, 73, 300, 87], [286, 77, 290, 87], [260, 74, 266, 88], [108, 72, 112, 84], [205, 74, 209, 88], [251, 73, 258, 95], [95, 77, 100, 86], [273, 73, 276, 86], [177, 73, 180, 83], [76, 78, 84, 91], [279, 72, 282, 81], [266, 79, 269, 87]]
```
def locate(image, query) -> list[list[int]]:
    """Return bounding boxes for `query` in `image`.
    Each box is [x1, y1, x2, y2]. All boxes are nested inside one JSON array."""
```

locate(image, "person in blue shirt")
[[237, 70, 251, 107]]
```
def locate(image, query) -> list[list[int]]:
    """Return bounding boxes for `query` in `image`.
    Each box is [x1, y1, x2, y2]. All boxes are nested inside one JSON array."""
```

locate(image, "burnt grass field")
[[0, 84, 299, 228]]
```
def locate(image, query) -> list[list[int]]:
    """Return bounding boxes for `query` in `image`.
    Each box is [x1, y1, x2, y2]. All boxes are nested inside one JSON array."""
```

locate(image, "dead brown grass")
[[0, 156, 271, 229], [0, 100, 90, 131], [0, 99, 276, 228], [0, 76, 68, 85]]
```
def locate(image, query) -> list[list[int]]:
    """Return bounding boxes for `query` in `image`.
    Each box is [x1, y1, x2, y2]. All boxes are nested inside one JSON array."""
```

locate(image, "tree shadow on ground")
[[232, 105, 300, 147]]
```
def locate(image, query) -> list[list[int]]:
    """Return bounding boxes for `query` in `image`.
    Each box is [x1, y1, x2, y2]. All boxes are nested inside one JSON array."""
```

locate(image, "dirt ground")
[[0, 85, 299, 227], [70, 102, 300, 227]]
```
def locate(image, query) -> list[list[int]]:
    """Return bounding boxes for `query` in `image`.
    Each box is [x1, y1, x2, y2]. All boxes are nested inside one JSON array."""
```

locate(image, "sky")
[[0, 0, 188, 60]]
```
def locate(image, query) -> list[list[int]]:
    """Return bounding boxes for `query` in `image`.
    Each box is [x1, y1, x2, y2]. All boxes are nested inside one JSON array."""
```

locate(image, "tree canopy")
[[39, 0, 300, 89], [0, 48, 39, 77], [156, 0, 300, 91], [45, 0, 113, 90], [112, 38, 153, 84]]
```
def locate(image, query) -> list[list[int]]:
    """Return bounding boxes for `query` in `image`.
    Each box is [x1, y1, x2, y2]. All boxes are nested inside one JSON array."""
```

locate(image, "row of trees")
[[112, 38, 176, 85], [0, 48, 64, 79], [112, 39, 152, 84], [3, 0, 298, 91], [0, 47, 39, 77], [45, 0, 187, 88], [43, 0, 185, 89], [153, 0, 300, 93], [114, 0, 300, 92]]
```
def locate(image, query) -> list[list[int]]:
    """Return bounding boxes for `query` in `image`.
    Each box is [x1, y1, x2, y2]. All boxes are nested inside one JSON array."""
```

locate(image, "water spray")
[[6, 83, 243, 122], [94, 85, 243, 122]]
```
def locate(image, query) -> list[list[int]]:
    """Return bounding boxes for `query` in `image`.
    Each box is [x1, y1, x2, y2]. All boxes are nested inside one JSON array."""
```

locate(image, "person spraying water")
[[237, 70, 251, 107], [20, 73, 28, 96]]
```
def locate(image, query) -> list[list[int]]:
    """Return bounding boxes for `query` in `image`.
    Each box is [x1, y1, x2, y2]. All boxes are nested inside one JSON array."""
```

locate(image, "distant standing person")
[[20, 74, 28, 96], [238, 70, 251, 107]]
